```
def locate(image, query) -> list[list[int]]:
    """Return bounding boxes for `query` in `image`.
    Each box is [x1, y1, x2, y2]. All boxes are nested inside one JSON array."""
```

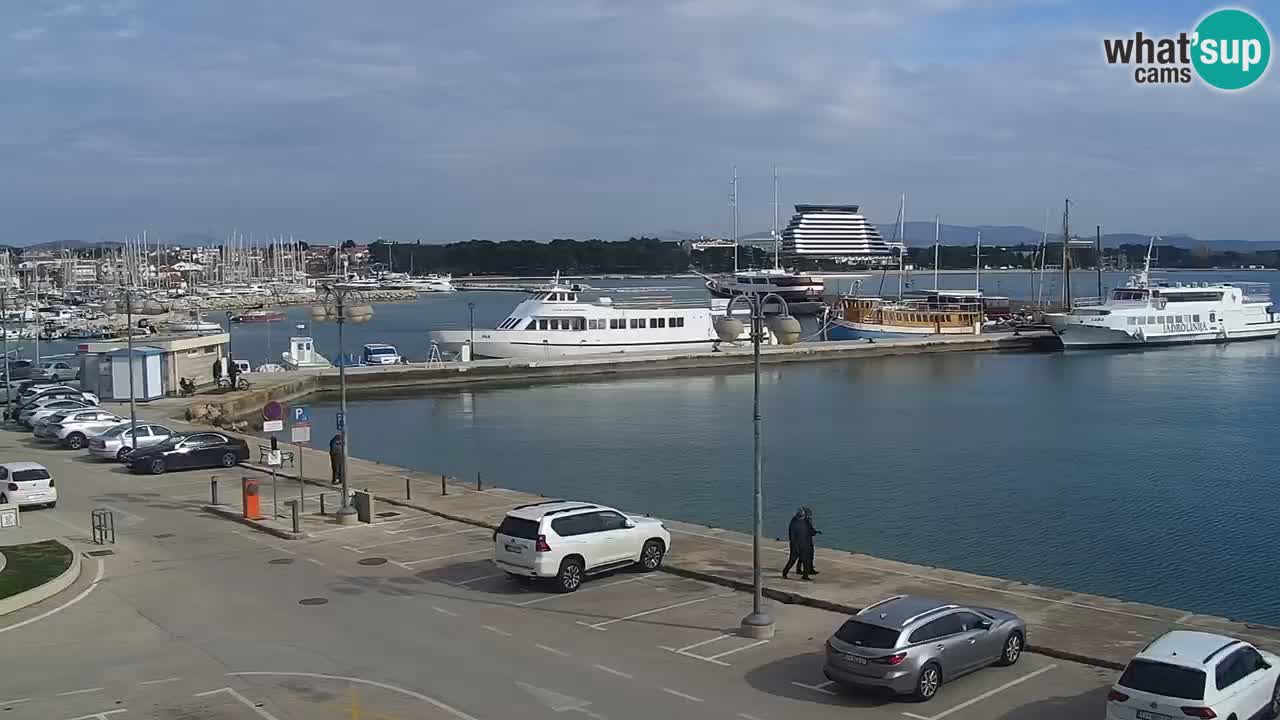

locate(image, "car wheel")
[[220, 452, 237, 468], [638, 539, 665, 571], [50, 374, 59, 382], [913, 663, 942, 702], [555, 558, 583, 593], [65, 432, 86, 450], [0, 494, 6, 504], [117, 446, 132, 461], [150, 458, 166, 474], [997, 631, 1024, 666]]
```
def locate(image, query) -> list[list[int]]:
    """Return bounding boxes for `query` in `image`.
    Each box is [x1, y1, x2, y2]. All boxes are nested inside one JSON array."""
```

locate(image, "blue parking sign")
[[292, 405, 311, 424], [336, 411, 345, 431]]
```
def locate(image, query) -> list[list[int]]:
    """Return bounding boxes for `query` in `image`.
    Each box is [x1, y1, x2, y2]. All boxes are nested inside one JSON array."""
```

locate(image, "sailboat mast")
[[933, 215, 940, 291], [1061, 198, 1072, 308], [1036, 208, 1049, 308], [731, 166, 739, 274], [898, 193, 906, 302], [975, 229, 982, 293], [772, 165, 780, 271], [1096, 225, 1103, 299]]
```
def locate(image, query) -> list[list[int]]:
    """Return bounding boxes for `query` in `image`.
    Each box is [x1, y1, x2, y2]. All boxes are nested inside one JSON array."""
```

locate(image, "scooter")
[[178, 377, 197, 397]]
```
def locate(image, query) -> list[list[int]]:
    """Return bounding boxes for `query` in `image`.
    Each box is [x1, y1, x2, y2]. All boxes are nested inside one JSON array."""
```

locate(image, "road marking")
[[384, 520, 456, 535], [432, 606, 459, 617], [705, 639, 770, 661], [228, 671, 481, 720], [739, 714, 766, 720], [0, 559, 105, 635], [901, 664, 1058, 720], [402, 549, 490, 566], [64, 710, 127, 720], [516, 576, 644, 606], [138, 676, 183, 686], [482, 625, 513, 637], [353, 527, 486, 551], [661, 634, 734, 666], [0, 698, 30, 705], [454, 572, 504, 585], [592, 664, 633, 679], [233, 530, 297, 555], [578, 594, 728, 630], [306, 557, 327, 567], [56, 687, 104, 696], [195, 687, 281, 719], [339, 545, 365, 554], [792, 680, 837, 696], [660, 688, 703, 703], [536, 644, 570, 657]]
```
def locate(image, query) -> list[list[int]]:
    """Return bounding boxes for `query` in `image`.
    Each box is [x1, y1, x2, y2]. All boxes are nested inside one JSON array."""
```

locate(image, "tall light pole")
[[467, 302, 475, 347], [317, 285, 369, 525], [713, 292, 802, 639], [124, 289, 137, 432], [1, 289, 10, 411]]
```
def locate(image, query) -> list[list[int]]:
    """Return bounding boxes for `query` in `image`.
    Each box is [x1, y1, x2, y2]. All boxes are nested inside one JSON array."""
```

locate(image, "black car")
[[126, 432, 250, 474]]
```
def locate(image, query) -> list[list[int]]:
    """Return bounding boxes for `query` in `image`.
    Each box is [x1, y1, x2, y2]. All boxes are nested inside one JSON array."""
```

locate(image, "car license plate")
[[845, 654, 867, 665], [1137, 711, 1171, 720], [504, 544, 522, 554]]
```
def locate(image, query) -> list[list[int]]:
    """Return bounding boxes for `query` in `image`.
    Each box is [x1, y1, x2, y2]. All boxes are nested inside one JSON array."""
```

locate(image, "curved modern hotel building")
[[780, 204, 894, 257]]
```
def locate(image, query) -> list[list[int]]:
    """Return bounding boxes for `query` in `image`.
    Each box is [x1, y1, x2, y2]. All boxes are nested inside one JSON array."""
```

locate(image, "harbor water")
[[22, 270, 1280, 624]]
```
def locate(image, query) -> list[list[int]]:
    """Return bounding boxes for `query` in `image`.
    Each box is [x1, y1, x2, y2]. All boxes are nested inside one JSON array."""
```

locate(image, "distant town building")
[[781, 205, 894, 258]]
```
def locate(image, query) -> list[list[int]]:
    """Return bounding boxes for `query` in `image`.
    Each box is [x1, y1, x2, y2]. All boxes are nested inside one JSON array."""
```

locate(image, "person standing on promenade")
[[329, 432, 345, 486], [801, 507, 821, 578], [782, 508, 806, 579]]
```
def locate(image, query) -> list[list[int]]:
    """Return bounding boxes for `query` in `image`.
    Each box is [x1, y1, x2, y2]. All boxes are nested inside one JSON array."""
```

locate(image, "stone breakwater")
[[100, 289, 419, 317]]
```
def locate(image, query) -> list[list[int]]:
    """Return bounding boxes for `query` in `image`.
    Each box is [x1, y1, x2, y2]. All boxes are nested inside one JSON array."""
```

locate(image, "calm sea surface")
[[27, 270, 1280, 623]]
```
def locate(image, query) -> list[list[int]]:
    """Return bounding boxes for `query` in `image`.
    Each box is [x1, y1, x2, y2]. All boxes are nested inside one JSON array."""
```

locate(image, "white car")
[[1106, 630, 1280, 720], [494, 500, 670, 592], [88, 423, 178, 461], [30, 360, 80, 383], [0, 462, 57, 509], [45, 409, 126, 449], [23, 400, 92, 428], [361, 343, 402, 365]]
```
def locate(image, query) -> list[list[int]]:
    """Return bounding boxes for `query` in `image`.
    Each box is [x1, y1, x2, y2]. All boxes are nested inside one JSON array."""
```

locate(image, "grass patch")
[[0, 540, 73, 600]]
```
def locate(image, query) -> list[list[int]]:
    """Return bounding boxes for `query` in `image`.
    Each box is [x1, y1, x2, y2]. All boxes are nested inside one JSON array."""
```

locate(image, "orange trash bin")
[[242, 478, 262, 520]]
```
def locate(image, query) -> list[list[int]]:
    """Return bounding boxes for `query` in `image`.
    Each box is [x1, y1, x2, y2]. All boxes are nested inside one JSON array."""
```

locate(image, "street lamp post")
[[316, 285, 369, 524], [124, 290, 137, 433], [1, 289, 9, 411], [713, 292, 802, 639], [467, 302, 476, 347]]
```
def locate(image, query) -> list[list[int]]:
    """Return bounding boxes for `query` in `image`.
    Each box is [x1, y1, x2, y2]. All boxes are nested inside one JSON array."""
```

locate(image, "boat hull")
[[1045, 316, 1280, 348], [429, 329, 723, 360], [827, 320, 978, 341]]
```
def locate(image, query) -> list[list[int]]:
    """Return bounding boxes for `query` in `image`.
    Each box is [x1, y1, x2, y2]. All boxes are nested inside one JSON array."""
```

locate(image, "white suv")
[[494, 501, 671, 592], [1106, 630, 1280, 720]]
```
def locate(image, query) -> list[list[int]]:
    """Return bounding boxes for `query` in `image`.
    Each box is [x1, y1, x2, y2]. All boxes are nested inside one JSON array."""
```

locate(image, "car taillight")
[[6, 483, 16, 491], [1106, 690, 1129, 703], [535, 534, 551, 552], [873, 652, 908, 666], [48, 479, 54, 487], [1180, 708, 1216, 719]]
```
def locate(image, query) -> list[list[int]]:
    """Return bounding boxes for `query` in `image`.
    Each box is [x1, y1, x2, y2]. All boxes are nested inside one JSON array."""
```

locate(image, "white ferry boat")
[[1045, 239, 1280, 347], [428, 279, 756, 359]]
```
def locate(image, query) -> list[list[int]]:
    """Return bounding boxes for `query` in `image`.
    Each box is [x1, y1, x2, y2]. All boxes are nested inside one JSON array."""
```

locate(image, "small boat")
[[167, 310, 223, 333], [280, 327, 333, 369], [826, 290, 984, 340], [230, 309, 286, 323]]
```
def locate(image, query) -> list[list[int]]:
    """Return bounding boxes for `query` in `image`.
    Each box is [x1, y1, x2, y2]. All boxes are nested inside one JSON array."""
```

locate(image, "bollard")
[[319, 493, 327, 516], [405, 476, 411, 500], [441, 474, 447, 496], [241, 477, 262, 520], [288, 500, 300, 534], [476, 471, 482, 491], [210, 476, 219, 505]]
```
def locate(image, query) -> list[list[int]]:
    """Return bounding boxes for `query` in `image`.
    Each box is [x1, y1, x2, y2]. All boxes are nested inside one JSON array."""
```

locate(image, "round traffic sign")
[[263, 401, 283, 421]]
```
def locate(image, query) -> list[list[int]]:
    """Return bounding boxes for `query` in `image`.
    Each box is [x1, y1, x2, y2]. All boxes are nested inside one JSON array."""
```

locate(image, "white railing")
[[1072, 297, 1104, 308]]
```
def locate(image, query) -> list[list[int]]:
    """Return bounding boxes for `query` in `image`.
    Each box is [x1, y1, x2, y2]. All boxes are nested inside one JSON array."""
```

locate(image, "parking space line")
[[309, 523, 379, 536], [403, 549, 490, 566], [0, 698, 30, 705], [536, 644, 570, 657], [454, 573, 504, 586], [739, 714, 765, 720], [353, 527, 487, 551], [592, 664, 633, 680], [56, 687, 104, 697], [660, 688, 703, 703], [65, 710, 128, 720], [704, 639, 770, 661], [901, 664, 1058, 720], [577, 594, 729, 630], [482, 625, 513, 637], [791, 680, 837, 696], [384, 520, 456, 535], [138, 677, 183, 686], [516, 576, 644, 606], [666, 634, 732, 653], [195, 687, 282, 719], [433, 606, 460, 617]]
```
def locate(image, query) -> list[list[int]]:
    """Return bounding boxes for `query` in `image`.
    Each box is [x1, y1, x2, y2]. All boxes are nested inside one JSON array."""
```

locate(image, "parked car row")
[[489, 501, 1280, 718]]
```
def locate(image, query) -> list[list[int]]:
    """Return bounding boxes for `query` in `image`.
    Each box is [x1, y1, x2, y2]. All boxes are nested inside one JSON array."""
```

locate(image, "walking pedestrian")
[[782, 508, 805, 579], [801, 506, 822, 578], [329, 432, 345, 486]]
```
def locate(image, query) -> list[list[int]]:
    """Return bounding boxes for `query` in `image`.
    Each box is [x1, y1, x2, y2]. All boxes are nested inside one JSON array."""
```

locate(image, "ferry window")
[[525, 321, 536, 330], [653, 318, 665, 328], [1128, 317, 1136, 326], [609, 319, 622, 329], [629, 318, 643, 329], [1210, 312, 1216, 322], [538, 319, 548, 330], [672, 317, 684, 328], [574, 319, 585, 330], [1194, 315, 1201, 322]]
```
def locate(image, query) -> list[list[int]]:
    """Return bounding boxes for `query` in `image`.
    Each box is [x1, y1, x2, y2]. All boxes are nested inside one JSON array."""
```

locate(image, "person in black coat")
[[782, 508, 808, 580], [801, 506, 821, 577], [329, 432, 345, 485]]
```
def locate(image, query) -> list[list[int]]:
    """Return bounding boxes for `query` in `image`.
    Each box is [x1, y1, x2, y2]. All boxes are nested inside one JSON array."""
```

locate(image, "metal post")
[[125, 290, 137, 432], [405, 476, 411, 500], [468, 302, 475, 347], [740, 295, 773, 638], [210, 477, 219, 505], [327, 287, 356, 524], [298, 446, 305, 510], [320, 493, 327, 515], [1096, 225, 1104, 299], [1, 289, 9, 412], [271, 466, 279, 518], [290, 500, 300, 534], [441, 474, 447, 495], [476, 471, 482, 491]]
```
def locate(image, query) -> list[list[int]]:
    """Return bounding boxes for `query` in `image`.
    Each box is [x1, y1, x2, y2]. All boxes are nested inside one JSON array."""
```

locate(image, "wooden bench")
[[257, 445, 296, 468]]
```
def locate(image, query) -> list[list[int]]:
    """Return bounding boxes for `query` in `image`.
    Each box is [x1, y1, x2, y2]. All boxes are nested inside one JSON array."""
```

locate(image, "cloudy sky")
[[1, 0, 1275, 244]]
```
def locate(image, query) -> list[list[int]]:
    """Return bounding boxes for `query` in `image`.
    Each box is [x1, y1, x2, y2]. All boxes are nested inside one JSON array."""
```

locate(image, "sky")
[[1, 0, 1276, 245]]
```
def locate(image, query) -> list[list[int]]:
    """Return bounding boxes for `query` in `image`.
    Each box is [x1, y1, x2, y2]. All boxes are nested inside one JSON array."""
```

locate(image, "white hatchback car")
[[0, 462, 57, 509], [1106, 630, 1280, 720], [494, 500, 670, 592]]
